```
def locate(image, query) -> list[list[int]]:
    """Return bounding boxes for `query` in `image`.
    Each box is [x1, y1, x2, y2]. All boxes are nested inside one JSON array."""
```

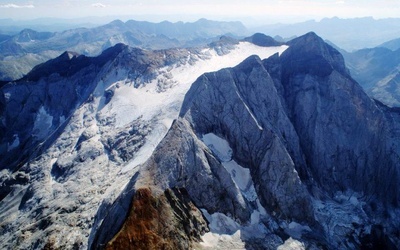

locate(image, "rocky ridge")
[[0, 37, 287, 249], [91, 33, 400, 249]]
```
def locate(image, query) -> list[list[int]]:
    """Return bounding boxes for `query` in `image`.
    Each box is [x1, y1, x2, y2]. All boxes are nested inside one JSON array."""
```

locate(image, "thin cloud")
[[0, 4, 35, 8], [92, 3, 107, 8]]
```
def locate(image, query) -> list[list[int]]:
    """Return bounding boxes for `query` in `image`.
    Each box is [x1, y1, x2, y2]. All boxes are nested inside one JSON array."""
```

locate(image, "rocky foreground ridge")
[[1, 33, 400, 249]]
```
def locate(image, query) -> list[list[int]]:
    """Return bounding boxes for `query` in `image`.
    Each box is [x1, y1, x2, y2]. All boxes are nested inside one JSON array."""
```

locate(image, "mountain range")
[[1, 30, 400, 250], [342, 40, 400, 107], [0, 18, 247, 81], [3, 16, 400, 83], [256, 16, 400, 52]]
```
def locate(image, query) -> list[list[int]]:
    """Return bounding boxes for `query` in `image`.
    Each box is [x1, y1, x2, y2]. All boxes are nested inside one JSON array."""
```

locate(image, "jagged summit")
[[232, 54, 264, 74], [94, 42, 128, 65], [21, 43, 128, 82], [21, 50, 83, 81], [107, 19, 125, 27], [15, 28, 54, 43], [282, 32, 349, 77], [244, 33, 282, 47]]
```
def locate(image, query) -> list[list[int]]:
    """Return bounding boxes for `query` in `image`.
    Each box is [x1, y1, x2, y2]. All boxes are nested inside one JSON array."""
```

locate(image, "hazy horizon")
[[1, 0, 400, 27]]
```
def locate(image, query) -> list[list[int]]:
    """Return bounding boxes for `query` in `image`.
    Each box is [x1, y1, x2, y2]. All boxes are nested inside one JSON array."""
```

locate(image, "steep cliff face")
[[93, 33, 400, 249], [178, 55, 314, 223], [278, 33, 399, 204]]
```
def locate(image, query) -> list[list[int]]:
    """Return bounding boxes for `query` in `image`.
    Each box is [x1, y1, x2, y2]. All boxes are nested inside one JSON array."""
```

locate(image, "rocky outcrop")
[[105, 187, 208, 250]]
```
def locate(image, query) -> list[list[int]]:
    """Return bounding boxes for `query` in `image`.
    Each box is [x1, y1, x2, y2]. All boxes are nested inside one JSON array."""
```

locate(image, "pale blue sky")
[[1, 0, 399, 24]]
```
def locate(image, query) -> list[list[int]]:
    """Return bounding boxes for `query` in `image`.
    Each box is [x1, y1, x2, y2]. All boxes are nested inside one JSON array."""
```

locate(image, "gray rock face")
[[141, 119, 253, 223], [179, 55, 313, 223], [279, 33, 399, 205], [95, 32, 400, 249]]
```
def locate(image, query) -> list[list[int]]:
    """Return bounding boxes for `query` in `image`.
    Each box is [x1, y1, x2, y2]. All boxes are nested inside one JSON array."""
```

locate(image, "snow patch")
[[200, 231, 245, 250], [277, 237, 306, 250], [201, 209, 240, 234], [256, 199, 267, 216], [202, 133, 257, 202], [200, 209, 245, 249], [3, 91, 11, 101], [59, 115, 66, 125], [284, 222, 312, 239], [202, 133, 232, 161], [223, 160, 257, 202], [201, 133, 276, 247], [33, 106, 53, 139], [235, 89, 263, 130]]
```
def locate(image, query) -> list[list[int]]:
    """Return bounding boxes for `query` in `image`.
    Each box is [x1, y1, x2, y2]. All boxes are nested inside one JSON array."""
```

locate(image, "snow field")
[[101, 42, 288, 171], [201, 133, 275, 248]]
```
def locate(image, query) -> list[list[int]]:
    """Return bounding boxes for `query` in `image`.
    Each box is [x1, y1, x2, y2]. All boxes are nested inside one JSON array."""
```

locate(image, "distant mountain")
[[343, 43, 400, 106], [0, 34, 11, 43], [0, 18, 248, 81], [0, 17, 107, 34], [243, 33, 283, 47], [379, 37, 400, 51], [124, 18, 247, 40], [13, 29, 54, 42], [255, 17, 400, 51]]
